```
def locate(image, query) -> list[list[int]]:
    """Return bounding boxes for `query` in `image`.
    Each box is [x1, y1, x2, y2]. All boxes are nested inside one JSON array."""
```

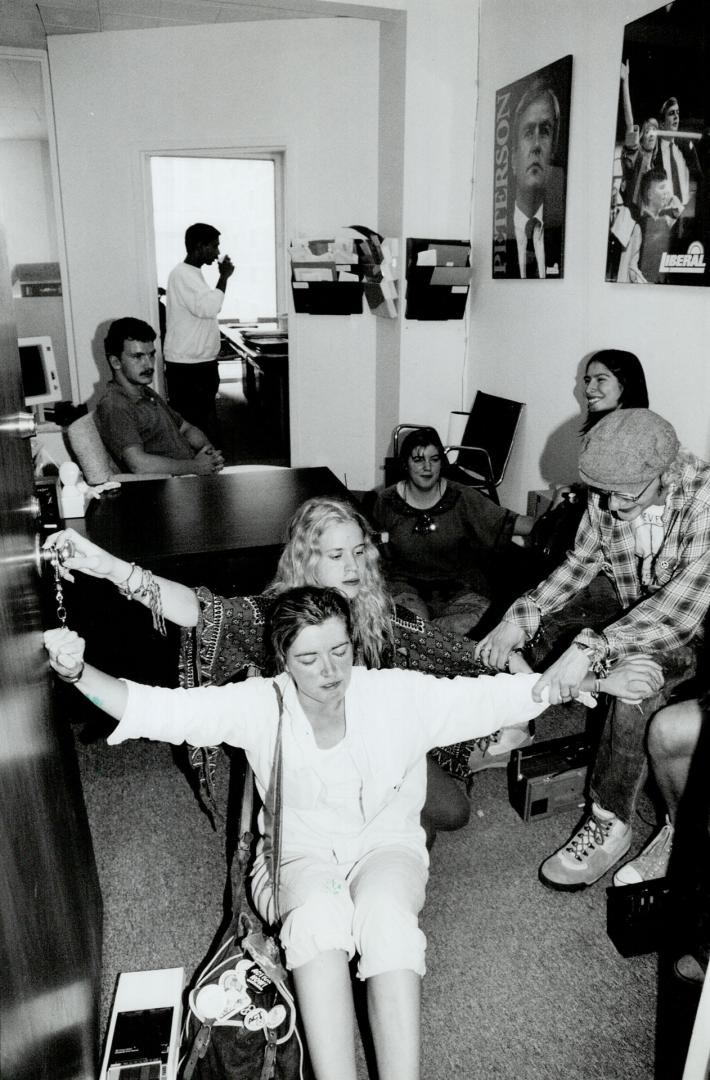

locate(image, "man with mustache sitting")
[[96, 317, 224, 476]]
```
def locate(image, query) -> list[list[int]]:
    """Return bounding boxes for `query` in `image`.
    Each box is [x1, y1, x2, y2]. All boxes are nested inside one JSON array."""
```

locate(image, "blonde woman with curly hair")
[[46, 496, 528, 842], [266, 497, 395, 668]]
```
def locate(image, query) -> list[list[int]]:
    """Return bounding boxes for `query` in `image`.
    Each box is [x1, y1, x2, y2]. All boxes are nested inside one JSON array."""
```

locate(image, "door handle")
[[0, 411, 37, 438]]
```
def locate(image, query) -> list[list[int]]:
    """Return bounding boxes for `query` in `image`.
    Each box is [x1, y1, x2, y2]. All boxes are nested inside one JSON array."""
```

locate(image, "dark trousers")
[[165, 360, 220, 447]]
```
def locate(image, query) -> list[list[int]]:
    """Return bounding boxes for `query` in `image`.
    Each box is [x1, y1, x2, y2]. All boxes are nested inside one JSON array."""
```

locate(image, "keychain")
[[49, 538, 75, 627]]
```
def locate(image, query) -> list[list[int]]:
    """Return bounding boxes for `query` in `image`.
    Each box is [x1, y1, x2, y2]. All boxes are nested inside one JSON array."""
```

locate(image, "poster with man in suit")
[[492, 56, 572, 280]]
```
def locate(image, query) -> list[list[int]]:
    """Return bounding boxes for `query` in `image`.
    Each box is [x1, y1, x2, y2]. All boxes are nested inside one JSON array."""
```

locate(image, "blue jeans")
[[530, 573, 697, 824], [591, 648, 697, 822]]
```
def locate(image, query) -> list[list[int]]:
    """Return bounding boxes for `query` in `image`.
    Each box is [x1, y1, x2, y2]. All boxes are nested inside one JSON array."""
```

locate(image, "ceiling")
[[0, 0, 399, 50], [0, 0, 399, 140]]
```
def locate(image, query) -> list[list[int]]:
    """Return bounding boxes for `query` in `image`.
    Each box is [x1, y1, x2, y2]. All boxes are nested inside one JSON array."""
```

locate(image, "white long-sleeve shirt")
[[110, 668, 549, 865], [164, 262, 224, 364]]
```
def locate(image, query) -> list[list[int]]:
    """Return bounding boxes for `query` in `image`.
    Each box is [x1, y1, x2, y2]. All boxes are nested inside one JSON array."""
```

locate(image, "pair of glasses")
[[413, 513, 437, 534], [596, 476, 657, 507], [410, 454, 441, 468]]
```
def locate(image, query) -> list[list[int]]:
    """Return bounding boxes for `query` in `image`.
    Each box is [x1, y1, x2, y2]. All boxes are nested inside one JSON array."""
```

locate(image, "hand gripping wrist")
[[55, 660, 85, 684]]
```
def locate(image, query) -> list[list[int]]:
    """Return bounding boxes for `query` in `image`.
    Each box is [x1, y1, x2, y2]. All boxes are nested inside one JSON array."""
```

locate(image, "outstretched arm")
[[43, 528, 201, 628], [44, 626, 127, 719], [620, 60, 634, 133], [533, 647, 664, 705]]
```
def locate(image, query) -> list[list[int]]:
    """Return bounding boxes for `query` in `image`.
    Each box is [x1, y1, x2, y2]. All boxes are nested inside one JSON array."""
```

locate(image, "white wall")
[[393, 0, 480, 447], [0, 140, 57, 267], [471, 0, 710, 513], [47, 3, 484, 490], [355, 0, 480, 447], [48, 19, 380, 489]]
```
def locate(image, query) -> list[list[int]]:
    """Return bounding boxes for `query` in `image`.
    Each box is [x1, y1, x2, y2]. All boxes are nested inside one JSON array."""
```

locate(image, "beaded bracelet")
[[116, 563, 140, 596], [56, 661, 85, 684], [116, 563, 166, 637]]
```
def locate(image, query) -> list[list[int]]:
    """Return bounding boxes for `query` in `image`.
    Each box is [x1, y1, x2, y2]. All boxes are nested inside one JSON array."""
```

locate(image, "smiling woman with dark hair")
[[531, 349, 650, 578], [581, 348, 649, 433]]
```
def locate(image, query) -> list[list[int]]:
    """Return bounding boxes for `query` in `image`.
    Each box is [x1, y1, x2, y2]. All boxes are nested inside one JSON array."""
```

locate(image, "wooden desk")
[[66, 467, 351, 683], [77, 467, 346, 582], [221, 324, 289, 453]]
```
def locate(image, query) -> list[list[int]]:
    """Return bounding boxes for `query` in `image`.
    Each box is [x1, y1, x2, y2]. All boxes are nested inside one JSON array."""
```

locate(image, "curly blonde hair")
[[267, 497, 395, 667]]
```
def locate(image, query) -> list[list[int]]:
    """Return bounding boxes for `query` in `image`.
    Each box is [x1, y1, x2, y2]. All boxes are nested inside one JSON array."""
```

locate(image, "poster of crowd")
[[606, 1, 710, 287], [492, 55, 572, 280]]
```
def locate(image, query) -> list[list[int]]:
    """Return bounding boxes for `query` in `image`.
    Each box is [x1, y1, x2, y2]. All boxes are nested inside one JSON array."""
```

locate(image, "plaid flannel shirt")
[[507, 454, 710, 663]]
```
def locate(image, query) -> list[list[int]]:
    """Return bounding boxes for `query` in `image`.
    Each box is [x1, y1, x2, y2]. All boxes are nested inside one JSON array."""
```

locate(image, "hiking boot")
[[613, 819, 674, 886], [466, 723, 534, 774], [539, 803, 632, 891]]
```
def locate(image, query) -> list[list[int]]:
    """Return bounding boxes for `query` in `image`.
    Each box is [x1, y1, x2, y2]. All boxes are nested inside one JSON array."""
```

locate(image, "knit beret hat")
[[578, 408, 679, 490]]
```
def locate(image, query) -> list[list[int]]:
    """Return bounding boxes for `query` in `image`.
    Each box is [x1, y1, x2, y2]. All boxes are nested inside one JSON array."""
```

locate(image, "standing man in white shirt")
[[164, 222, 235, 445]]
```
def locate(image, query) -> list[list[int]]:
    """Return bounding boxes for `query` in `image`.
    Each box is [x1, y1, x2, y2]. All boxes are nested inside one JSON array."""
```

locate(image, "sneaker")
[[466, 723, 534, 774], [539, 803, 632, 891], [613, 819, 674, 886]]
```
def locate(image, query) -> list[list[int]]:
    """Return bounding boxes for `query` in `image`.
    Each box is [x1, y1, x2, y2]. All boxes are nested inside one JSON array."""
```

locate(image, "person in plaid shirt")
[[476, 408, 710, 890]]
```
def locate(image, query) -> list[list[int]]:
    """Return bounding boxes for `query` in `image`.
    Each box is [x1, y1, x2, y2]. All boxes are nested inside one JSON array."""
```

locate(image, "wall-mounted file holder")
[[290, 237, 364, 315], [349, 227, 399, 319], [291, 280, 364, 314], [405, 237, 472, 320]]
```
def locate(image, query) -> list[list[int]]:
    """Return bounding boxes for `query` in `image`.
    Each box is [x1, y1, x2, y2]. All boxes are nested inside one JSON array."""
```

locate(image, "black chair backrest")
[[456, 392, 524, 484]]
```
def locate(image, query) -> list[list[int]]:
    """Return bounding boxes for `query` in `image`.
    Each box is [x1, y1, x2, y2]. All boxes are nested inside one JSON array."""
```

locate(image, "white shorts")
[[251, 844, 428, 978]]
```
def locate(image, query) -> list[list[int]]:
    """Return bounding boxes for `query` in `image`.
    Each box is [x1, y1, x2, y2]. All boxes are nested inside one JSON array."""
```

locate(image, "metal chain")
[[50, 538, 74, 628], [51, 549, 67, 627]]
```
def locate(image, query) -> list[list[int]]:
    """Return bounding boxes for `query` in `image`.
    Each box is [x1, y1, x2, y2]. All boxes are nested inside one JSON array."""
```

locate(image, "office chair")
[[66, 410, 173, 484], [66, 411, 289, 485], [390, 392, 524, 504]]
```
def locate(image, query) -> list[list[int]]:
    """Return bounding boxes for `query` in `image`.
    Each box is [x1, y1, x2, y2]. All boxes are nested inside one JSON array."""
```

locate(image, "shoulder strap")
[[226, 682, 285, 926], [223, 753, 253, 927], [266, 681, 286, 922]]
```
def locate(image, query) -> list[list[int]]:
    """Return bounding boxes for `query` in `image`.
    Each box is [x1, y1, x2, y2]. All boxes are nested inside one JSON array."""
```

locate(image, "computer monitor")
[[18, 336, 61, 407]]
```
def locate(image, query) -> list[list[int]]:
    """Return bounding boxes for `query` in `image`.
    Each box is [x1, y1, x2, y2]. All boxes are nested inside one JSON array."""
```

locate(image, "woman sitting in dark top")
[[371, 427, 533, 638]]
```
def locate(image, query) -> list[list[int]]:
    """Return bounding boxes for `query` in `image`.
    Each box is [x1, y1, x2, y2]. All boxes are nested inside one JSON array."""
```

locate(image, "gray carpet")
[[75, 700, 675, 1079]]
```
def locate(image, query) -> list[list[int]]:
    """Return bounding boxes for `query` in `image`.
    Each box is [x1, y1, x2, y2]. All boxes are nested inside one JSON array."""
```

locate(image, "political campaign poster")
[[606, 2, 709, 286], [492, 55, 572, 280]]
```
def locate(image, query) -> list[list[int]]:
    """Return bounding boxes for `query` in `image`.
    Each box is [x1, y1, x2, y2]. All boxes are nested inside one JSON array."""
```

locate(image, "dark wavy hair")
[[397, 427, 446, 471], [268, 586, 352, 673], [581, 349, 649, 433]]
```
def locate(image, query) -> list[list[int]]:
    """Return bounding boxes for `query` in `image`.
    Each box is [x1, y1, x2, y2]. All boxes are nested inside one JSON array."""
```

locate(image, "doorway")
[[148, 153, 288, 465]]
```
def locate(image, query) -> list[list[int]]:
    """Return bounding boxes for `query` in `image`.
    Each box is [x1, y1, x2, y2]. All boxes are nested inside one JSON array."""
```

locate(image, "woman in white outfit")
[[43, 585, 660, 1080]]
